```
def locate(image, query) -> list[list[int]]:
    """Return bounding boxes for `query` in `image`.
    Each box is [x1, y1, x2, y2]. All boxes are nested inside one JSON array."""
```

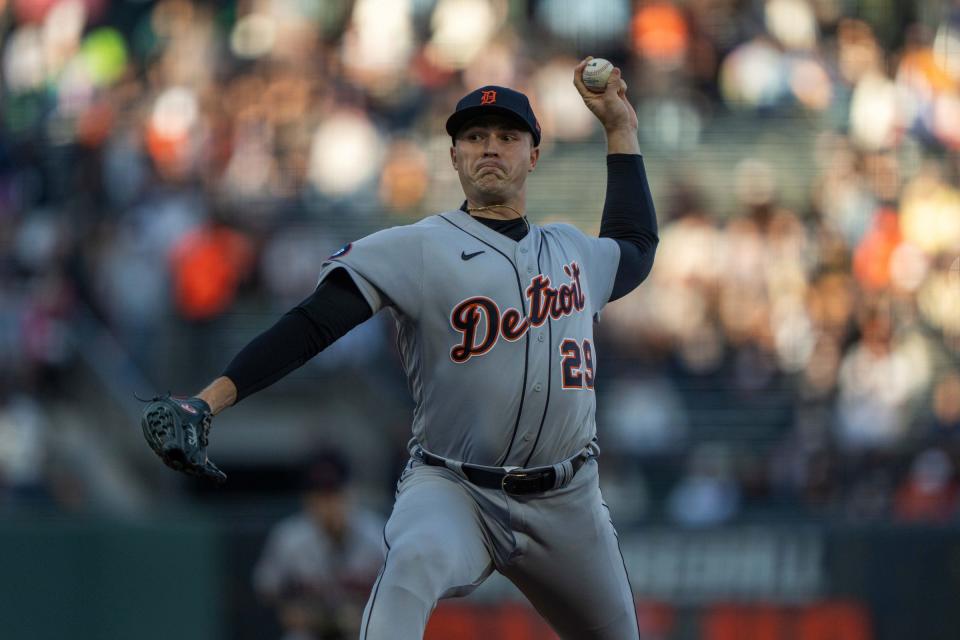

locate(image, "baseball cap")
[[446, 85, 542, 147], [301, 449, 350, 492]]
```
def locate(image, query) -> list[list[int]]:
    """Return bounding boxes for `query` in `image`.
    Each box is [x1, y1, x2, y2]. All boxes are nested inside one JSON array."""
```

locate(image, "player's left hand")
[[573, 57, 639, 133], [140, 394, 227, 483]]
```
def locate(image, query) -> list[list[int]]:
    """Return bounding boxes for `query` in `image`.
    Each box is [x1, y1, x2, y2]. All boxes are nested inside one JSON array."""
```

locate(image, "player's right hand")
[[573, 57, 638, 133], [140, 394, 227, 483]]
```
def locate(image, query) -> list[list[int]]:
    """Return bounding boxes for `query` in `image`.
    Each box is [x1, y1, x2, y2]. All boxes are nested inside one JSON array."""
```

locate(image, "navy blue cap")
[[446, 85, 541, 147], [302, 449, 350, 492]]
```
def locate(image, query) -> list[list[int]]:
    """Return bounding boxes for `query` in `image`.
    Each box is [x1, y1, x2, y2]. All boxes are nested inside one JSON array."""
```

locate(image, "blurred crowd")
[[1, 0, 960, 529]]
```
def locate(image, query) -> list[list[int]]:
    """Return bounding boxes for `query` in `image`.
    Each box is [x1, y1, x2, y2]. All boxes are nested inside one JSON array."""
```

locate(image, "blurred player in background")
[[253, 450, 384, 640]]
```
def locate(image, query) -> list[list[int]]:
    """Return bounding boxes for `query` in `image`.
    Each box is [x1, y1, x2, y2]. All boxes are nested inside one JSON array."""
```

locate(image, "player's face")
[[450, 116, 539, 206], [305, 490, 348, 536]]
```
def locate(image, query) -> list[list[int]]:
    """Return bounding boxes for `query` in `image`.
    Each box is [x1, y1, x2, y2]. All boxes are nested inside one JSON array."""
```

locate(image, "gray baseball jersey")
[[317, 208, 621, 468], [318, 208, 639, 640]]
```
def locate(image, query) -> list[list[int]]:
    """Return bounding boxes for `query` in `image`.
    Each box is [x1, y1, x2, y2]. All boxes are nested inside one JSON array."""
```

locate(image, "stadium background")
[[2, 0, 960, 638]]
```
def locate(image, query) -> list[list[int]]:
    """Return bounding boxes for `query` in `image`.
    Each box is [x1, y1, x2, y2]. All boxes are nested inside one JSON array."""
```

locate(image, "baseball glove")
[[141, 394, 227, 483]]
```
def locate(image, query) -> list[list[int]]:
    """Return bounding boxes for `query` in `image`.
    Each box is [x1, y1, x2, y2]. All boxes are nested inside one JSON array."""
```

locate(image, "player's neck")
[[464, 197, 526, 221]]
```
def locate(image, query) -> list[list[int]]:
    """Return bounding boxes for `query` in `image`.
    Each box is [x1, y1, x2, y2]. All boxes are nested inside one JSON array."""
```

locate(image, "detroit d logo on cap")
[[480, 90, 497, 105]]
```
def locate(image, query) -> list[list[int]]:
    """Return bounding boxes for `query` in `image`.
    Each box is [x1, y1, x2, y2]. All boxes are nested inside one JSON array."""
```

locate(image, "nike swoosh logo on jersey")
[[461, 250, 485, 261]]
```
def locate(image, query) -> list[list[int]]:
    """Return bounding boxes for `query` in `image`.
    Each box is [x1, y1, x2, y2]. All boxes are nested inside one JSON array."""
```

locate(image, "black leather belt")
[[418, 450, 588, 495]]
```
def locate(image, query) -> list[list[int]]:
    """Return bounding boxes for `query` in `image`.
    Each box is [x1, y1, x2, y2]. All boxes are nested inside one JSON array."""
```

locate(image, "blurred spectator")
[[893, 448, 959, 523], [930, 370, 960, 439], [0, 391, 48, 504], [601, 376, 688, 455], [632, 1, 689, 71], [169, 219, 254, 321], [667, 445, 741, 527], [834, 306, 930, 450], [253, 450, 385, 640]]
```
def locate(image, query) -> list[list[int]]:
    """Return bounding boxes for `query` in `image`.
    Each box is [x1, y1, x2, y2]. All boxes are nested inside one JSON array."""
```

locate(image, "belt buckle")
[[501, 470, 529, 495]]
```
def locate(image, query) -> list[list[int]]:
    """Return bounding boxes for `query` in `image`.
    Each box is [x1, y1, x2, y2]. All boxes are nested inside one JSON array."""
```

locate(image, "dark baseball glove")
[[141, 394, 227, 483]]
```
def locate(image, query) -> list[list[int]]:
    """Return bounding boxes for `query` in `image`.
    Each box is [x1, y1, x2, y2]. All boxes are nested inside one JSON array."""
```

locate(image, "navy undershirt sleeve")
[[222, 269, 373, 403], [600, 154, 659, 301]]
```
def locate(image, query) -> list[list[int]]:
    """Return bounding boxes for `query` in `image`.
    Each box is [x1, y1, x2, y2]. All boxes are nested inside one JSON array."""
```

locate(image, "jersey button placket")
[[516, 238, 546, 462]]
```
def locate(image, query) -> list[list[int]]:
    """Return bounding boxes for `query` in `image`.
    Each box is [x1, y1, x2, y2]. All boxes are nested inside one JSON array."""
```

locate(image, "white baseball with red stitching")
[[582, 58, 613, 93]]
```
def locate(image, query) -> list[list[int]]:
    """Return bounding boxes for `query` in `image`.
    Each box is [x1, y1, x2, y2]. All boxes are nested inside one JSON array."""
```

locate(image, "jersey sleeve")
[[583, 235, 621, 315], [316, 224, 424, 319], [552, 224, 621, 316]]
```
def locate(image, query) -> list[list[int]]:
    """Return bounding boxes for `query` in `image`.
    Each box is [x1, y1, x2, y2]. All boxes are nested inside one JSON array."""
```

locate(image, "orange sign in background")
[[425, 600, 871, 640]]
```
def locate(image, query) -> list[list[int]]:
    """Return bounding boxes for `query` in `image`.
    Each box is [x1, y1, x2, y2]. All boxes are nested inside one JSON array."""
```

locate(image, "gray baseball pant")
[[358, 458, 640, 639]]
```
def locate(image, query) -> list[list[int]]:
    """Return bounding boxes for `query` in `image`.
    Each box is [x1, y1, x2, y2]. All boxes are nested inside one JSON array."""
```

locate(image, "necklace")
[[466, 204, 530, 234]]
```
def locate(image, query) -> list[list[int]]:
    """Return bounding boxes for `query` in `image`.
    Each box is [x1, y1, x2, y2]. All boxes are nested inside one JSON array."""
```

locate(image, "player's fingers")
[[572, 57, 593, 94], [606, 67, 622, 95], [620, 90, 639, 126]]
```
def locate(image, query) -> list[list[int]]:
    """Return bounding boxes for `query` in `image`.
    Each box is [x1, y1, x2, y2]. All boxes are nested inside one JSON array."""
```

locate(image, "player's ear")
[[450, 145, 458, 171], [528, 145, 540, 172]]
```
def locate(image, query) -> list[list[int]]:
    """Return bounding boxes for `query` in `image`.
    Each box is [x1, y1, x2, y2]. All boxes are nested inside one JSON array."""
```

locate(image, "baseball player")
[[141, 58, 658, 639], [253, 450, 385, 640]]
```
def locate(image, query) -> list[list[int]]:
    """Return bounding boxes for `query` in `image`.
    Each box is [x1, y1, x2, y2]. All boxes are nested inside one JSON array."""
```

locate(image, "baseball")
[[582, 58, 614, 93]]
